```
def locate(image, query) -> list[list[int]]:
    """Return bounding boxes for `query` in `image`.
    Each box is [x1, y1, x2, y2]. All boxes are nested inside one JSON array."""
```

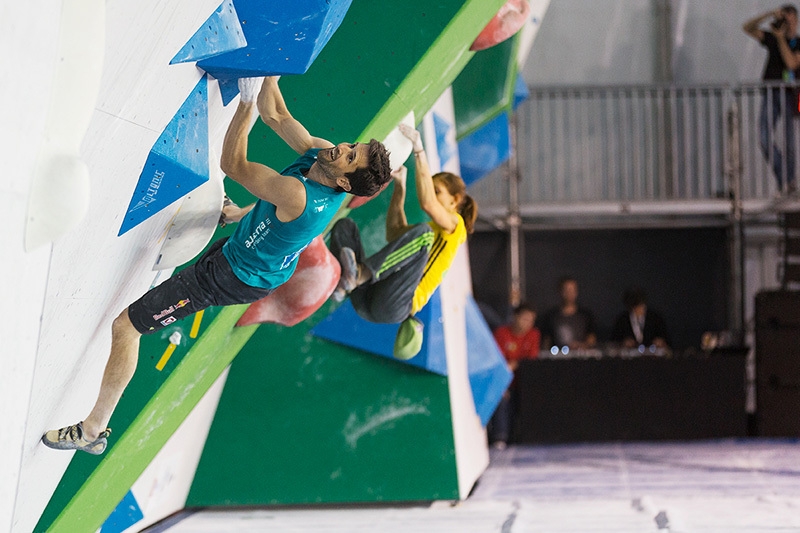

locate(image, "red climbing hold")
[[471, 0, 530, 52], [236, 235, 340, 327]]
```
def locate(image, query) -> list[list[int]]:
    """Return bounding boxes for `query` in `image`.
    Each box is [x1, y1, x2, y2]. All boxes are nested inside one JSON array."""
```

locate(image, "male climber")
[[42, 76, 392, 454]]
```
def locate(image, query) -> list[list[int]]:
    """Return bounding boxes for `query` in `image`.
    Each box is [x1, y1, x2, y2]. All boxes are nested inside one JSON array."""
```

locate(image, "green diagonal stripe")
[[377, 231, 434, 277], [47, 305, 257, 533], [359, 0, 505, 142]]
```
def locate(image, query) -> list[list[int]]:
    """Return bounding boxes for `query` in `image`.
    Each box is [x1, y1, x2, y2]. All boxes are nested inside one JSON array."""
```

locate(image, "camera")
[[772, 15, 787, 30]]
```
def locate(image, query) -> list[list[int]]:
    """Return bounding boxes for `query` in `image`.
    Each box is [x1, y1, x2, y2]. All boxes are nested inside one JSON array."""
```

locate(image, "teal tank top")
[[222, 148, 345, 289]]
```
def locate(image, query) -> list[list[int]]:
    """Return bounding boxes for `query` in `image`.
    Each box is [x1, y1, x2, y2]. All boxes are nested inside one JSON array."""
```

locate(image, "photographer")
[[743, 4, 800, 194]]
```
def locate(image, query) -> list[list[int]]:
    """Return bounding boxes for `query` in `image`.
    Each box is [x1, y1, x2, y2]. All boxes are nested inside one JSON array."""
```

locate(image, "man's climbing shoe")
[[42, 422, 111, 455]]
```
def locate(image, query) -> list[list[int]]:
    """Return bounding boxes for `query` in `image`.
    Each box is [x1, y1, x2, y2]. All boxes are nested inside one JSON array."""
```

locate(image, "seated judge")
[[610, 287, 670, 349], [539, 276, 597, 349]]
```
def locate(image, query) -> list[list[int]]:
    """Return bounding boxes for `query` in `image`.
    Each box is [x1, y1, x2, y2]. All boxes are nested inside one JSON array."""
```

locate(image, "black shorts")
[[128, 238, 273, 335]]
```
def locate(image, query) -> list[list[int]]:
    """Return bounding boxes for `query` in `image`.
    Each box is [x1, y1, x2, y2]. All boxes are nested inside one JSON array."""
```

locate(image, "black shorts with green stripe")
[[330, 219, 432, 324]]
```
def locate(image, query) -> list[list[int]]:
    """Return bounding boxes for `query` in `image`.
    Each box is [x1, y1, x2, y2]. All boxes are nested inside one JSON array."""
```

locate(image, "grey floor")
[[157, 440, 800, 532]]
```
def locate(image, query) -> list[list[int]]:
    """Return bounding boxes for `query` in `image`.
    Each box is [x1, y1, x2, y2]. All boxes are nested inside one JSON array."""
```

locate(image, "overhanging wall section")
[[188, 0, 505, 505]]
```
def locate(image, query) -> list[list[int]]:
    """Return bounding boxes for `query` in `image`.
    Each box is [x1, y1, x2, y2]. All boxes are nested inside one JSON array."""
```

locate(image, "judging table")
[[513, 350, 748, 443]]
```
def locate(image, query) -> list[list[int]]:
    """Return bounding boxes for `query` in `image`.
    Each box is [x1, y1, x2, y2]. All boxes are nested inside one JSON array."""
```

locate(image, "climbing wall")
[[188, 0, 507, 508], [6, 0, 514, 531], [0, 2, 62, 531], [454, 0, 549, 184], [8, 2, 242, 531]]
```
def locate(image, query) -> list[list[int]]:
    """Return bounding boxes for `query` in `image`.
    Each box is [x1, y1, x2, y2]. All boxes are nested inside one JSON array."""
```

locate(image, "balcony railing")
[[471, 82, 800, 223]]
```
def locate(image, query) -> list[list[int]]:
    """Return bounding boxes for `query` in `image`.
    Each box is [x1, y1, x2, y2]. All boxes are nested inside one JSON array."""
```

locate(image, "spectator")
[[610, 287, 670, 349], [743, 4, 800, 194], [489, 303, 541, 449], [539, 277, 597, 350]]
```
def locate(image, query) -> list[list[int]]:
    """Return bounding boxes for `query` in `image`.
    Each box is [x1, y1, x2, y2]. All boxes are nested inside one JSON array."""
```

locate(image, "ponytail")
[[459, 194, 477, 234]]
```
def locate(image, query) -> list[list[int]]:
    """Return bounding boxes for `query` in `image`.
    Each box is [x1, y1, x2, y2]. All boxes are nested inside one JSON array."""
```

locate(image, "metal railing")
[[470, 82, 800, 219]]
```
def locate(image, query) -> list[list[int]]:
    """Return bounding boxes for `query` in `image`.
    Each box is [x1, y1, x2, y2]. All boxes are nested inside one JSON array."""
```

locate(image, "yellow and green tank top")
[[410, 213, 467, 315]]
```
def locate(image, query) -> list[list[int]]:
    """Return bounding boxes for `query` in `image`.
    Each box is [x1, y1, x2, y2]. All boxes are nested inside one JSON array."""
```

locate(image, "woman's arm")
[[398, 124, 459, 233]]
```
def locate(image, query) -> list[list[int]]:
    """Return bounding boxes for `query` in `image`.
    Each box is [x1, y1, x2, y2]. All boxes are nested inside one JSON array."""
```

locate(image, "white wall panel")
[[424, 93, 489, 498], [0, 2, 65, 532], [7, 1, 239, 531], [440, 245, 490, 499]]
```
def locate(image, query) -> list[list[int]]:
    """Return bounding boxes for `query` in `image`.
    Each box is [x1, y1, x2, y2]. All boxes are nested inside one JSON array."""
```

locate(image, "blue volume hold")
[[99, 490, 144, 533], [217, 77, 241, 106], [119, 77, 210, 236], [198, 0, 353, 80], [171, 1, 247, 64], [513, 73, 529, 109], [311, 290, 448, 376]]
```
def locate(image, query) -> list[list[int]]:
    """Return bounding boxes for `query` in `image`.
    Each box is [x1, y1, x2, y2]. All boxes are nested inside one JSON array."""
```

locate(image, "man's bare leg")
[[42, 308, 141, 454], [81, 308, 141, 440]]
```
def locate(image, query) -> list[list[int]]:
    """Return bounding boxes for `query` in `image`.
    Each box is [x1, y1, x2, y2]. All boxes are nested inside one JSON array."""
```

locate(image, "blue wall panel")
[[465, 295, 512, 426]]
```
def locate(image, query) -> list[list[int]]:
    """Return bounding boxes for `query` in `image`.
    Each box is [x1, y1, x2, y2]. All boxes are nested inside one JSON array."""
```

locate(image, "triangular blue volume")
[[170, 1, 247, 64], [198, 0, 353, 80], [464, 295, 512, 426], [217, 77, 241, 106], [99, 490, 143, 533], [119, 77, 210, 236], [311, 289, 448, 376]]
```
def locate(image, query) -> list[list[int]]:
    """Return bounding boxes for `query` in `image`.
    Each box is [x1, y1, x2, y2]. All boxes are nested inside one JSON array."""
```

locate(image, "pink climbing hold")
[[470, 0, 530, 52], [236, 235, 341, 327]]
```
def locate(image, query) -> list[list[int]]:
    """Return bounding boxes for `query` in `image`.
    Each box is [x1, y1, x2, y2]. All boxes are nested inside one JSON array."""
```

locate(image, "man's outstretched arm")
[[220, 78, 305, 221], [743, 10, 778, 41], [257, 77, 334, 154], [386, 166, 411, 242]]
